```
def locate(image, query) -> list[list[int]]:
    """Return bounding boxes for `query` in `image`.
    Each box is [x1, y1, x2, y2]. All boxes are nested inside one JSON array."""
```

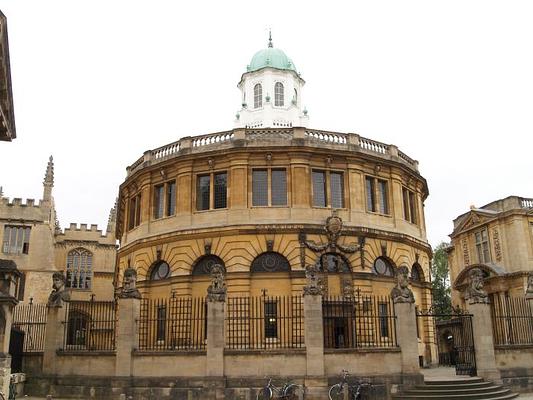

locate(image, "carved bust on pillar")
[[119, 267, 142, 299], [207, 264, 227, 302], [465, 267, 489, 304], [525, 272, 533, 300], [391, 265, 415, 304], [47, 272, 70, 307]]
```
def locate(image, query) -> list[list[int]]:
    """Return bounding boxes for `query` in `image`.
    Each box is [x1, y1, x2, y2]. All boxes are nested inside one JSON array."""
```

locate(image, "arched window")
[[293, 88, 298, 105], [251, 252, 290, 273], [66, 248, 93, 289], [254, 84, 262, 109], [274, 82, 284, 106], [319, 252, 350, 273], [411, 263, 424, 282], [192, 255, 225, 275], [372, 257, 394, 277], [149, 260, 171, 280]]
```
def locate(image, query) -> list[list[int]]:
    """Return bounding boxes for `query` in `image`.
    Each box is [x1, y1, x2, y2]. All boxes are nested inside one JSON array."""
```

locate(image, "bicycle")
[[328, 370, 372, 400], [257, 377, 302, 400]]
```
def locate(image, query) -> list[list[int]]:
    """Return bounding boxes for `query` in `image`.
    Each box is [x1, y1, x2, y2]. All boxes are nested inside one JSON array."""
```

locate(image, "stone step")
[[392, 394, 518, 400], [424, 378, 485, 385], [405, 385, 508, 395], [414, 381, 494, 390]]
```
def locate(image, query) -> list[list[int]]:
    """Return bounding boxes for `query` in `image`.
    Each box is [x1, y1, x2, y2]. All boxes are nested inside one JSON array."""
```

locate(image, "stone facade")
[[0, 10, 16, 142], [447, 196, 533, 305]]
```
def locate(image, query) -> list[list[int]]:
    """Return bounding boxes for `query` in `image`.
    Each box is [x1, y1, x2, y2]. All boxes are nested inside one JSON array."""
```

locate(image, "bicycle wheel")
[[328, 383, 344, 400], [283, 383, 301, 400], [257, 386, 273, 400]]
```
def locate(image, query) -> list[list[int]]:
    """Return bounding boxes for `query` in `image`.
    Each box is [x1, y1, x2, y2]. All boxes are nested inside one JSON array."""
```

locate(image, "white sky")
[[0, 0, 532, 247]]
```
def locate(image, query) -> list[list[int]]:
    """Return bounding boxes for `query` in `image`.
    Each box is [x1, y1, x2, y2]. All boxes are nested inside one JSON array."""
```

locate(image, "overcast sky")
[[1, 0, 532, 247]]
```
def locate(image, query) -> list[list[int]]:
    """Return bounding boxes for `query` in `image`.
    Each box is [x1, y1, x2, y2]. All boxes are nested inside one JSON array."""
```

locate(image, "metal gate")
[[417, 307, 476, 376]]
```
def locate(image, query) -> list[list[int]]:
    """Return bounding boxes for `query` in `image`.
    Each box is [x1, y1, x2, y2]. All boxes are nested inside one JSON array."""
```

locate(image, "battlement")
[[0, 196, 43, 208], [56, 222, 116, 245], [0, 195, 52, 223]]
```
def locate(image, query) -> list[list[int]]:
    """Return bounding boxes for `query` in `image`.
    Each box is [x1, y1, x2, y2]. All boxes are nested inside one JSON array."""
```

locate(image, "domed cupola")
[[235, 33, 309, 129]]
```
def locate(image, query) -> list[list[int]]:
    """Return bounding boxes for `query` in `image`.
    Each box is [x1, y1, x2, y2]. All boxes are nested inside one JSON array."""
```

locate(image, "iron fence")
[[12, 301, 47, 352], [62, 300, 116, 351], [225, 295, 304, 350], [490, 294, 533, 346], [322, 295, 397, 349], [138, 297, 207, 351]]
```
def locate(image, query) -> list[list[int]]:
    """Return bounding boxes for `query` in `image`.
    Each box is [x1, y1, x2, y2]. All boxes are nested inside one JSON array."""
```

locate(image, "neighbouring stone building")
[[0, 9, 16, 142], [447, 196, 533, 305], [0, 156, 117, 304]]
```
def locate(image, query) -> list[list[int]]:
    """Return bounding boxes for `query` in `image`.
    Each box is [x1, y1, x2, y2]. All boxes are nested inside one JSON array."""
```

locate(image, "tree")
[[431, 242, 452, 315]]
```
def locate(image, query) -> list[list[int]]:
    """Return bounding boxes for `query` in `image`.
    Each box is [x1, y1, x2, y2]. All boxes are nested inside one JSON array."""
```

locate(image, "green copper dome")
[[247, 35, 297, 73]]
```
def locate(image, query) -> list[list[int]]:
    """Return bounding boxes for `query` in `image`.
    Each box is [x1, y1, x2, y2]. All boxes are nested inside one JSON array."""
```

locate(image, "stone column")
[[115, 297, 140, 376], [394, 302, 419, 373], [42, 305, 65, 375]]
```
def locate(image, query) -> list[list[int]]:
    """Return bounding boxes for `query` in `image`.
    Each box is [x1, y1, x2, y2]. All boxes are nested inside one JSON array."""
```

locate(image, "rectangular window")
[[271, 169, 287, 206], [475, 229, 491, 263], [409, 192, 417, 225], [366, 177, 376, 212], [252, 169, 268, 206], [312, 171, 327, 207], [2, 226, 31, 255], [378, 302, 389, 337], [366, 176, 390, 215], [330, 172, 344, 208], [214, 172, 227, 209], [402, 188, 418, 224], [264, 301, 278, 339], [153, 184, 164, 219], [378, 179, 389, 214], [196, 175, 211, 211], [166, 181, 176, 216], [128, 194, 142, 230]]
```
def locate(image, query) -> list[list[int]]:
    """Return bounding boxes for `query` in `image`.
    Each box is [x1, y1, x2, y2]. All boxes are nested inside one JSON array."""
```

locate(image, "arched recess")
[[319, 252, 351, 273], [149, 259, 171, 280], [372, 256, 395, 277], [192, 255, 226, 276], [453, 263, 501, 290], [251, 252, 290, 273], [411, 262, 424, 282]]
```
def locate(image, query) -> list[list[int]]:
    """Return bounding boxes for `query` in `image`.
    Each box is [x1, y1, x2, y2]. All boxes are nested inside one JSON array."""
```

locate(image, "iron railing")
[[62, 300, 116, 351], [12, 300, 47, 352], [138, 297, 207, 351], [225, 295, 304, 350], [322, 295, 397, 349], [491, 294, 533, 346]]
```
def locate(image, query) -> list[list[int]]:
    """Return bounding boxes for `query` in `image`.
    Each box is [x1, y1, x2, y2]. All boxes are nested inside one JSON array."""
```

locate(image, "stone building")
[[0, 156, 117, 303], [447, 196, 533, 305], [0, 10, 16, 142]]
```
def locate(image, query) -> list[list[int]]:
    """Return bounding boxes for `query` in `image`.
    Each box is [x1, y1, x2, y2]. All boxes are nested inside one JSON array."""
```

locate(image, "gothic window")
[[319, 252, 350, 273], [251, 252, 290, 273], [254, 84, 262, 109], [274, 82, 284, 106], [66, 248, 93, 289], [2, 226, 30, 254], [372, 257, 394, 277], [150, 260, 171, 280], [192, 255, 225, 275], [411, 263, 424, 282]]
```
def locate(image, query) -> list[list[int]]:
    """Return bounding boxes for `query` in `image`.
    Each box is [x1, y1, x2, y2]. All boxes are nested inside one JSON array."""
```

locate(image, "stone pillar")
[[42, 305, 65, 375], [0, 302, 15, 397], [115, 297, 140, 376], [394, 302, 419, 373], [466, 302, 501, 382], [303, 294, 324, 377]]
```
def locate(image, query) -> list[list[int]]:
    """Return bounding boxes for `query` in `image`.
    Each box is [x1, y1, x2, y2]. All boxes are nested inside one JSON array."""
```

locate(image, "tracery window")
[[372, 257, 394, 277], [150, 260, 171, 280], [66, 248, 92, 289], [254, 84, 262, 109], [192, 255, 225, 275], [251, 252, 290, 272], [274, 82, 284, 106]]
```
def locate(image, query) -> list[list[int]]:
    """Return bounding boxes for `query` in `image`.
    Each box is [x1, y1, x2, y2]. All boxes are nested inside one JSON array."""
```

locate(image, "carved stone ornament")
[[207, 263, 227, 302], [342, 277, 354, 300], [119, 267, 142, 299], [526, 272, 533, 301], [464, 267, 489, 304], [303, 262, 325, 296], [390, 265, 415, 304], [47, 272, 70, 307]]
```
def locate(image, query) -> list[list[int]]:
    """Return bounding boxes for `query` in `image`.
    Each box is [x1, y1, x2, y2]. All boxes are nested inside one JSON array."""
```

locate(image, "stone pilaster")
[[466, 302, 501, 382], [394, 302, 420, 374], [115, 297, 140, 376], [206, 300, 225, 399], [42, 305, 65, 375]]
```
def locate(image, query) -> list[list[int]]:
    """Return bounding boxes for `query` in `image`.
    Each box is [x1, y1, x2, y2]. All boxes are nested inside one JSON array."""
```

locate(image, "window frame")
[[2, 225, 31, 255], [402, 187, 418, 225], [365, 176, 390, 216], [152, 180, 176, 220], [475, 228, 491, 264], [251, 167, 288, 207], [264, 300, 278, 339], [128, 193, 142, 230], [311, 169, 346, 209], [254, 83, 263, 109], [195, 171, 228, 212], [274, 82, 284, 107], [66, 248, 93, 290]]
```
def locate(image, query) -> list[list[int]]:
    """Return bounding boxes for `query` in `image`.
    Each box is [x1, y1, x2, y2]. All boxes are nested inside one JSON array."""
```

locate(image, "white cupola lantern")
[[235, 33, 309, 129]]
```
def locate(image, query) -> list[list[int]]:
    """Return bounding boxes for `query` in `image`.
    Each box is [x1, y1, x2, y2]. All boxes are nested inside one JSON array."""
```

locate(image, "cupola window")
[[254, 84, 262, 109], [274, 82, 284, 106]]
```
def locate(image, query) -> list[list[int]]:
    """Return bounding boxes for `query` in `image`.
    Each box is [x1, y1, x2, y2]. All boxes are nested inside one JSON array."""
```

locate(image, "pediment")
[[453, 210, 495, 236]]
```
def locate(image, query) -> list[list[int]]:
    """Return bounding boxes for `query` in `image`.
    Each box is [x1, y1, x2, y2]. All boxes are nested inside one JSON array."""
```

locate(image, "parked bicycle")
[[257, 377, 303, 400], [328, 370, 372, 400]]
